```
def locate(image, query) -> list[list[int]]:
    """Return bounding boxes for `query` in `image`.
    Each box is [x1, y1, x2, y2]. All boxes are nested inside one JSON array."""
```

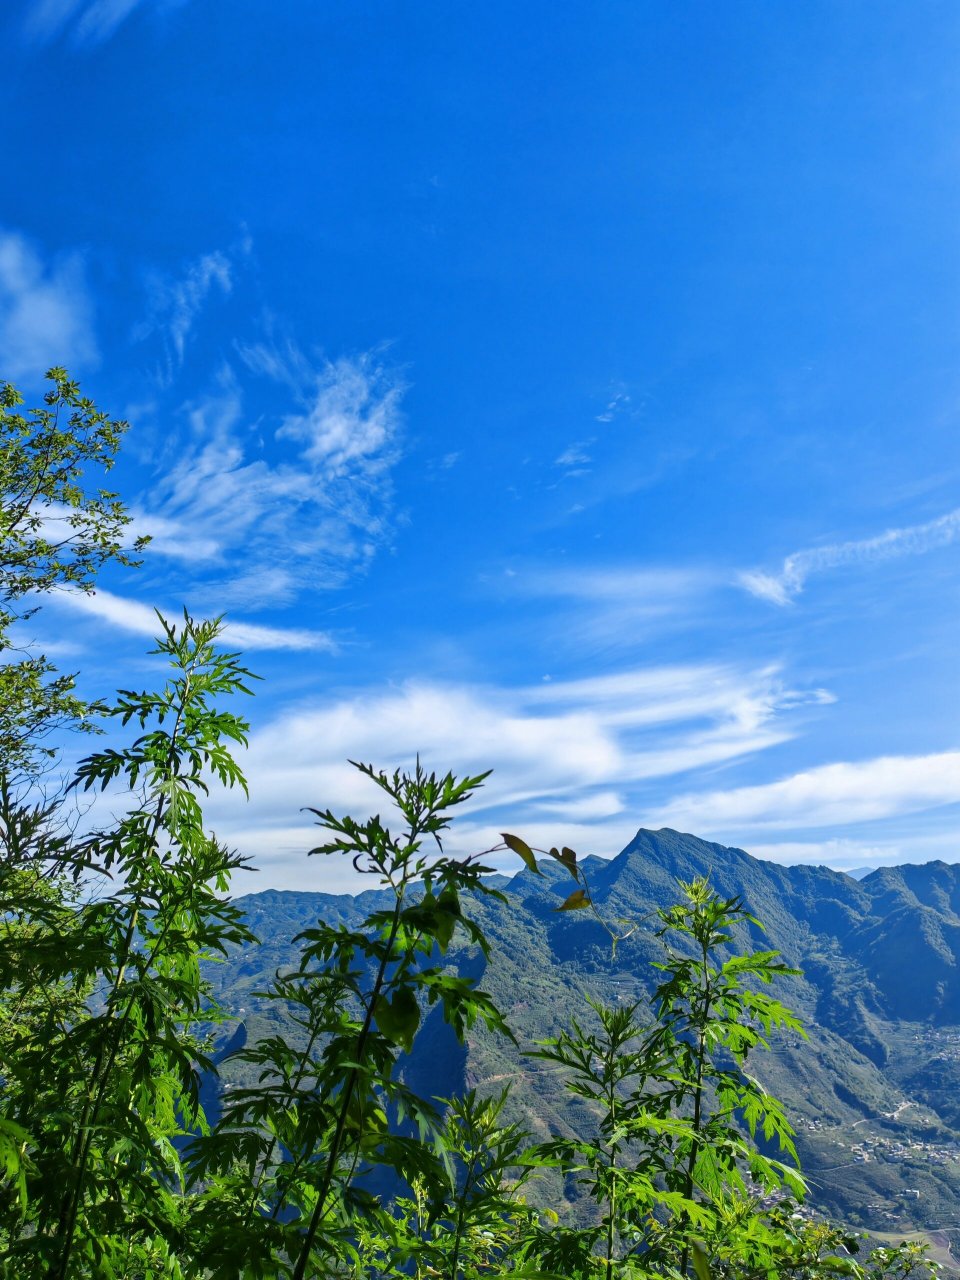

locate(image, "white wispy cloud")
[[135, 247, 238, 386], [526, 664, 834, 730], [502, 564, 716, 656], [739, 507, 960, 606], [124, 511, 222, 563], [522, 565, 712, 609], [0, 229, 97, 381], [203, 661, 827, 876], [555, 440, 593, 469], [595, 389, 631, 423], [194, 567, 300, 613], [749, 832, 960, 872], [137, 344, 404, 597], [275, 352, 402, 479], [747, 838, 900, 872], [164, 252, 233, 364], [24, 0, 182, 44], [648, 751, 960, 832], [54, 587, 335, 652]]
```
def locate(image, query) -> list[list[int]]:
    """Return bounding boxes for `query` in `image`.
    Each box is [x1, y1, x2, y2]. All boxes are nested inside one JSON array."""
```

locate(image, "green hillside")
[[204, 829, 960, 1250]]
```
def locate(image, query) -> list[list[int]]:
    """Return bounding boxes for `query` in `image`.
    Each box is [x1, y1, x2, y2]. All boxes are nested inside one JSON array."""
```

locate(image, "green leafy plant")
[[0, 369, 147, 773], [521, 996, 705, 1279], [650, 878, 807, 1271], [515, 879, 806, 1278], [511, 877, 940, 1280], [0, 371, 943, 1280], [188, 761, 519, 1279], [0, 613, 258, 1277], [360, 1088, 537, 1280]]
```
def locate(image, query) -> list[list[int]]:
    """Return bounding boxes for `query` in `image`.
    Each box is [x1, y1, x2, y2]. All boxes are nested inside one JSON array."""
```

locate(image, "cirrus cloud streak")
[[204, 661, 832, 868], [136, 342, 406, 605], [740, 507, 960, 606], [649, 751, 960, 832], [53, 587, 334, 652]]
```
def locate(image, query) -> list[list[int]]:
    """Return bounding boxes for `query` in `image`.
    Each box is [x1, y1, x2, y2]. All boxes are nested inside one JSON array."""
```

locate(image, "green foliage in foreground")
[[0, 373, 943, 1277], [0, 369, 147, 773], [0, 619, 942, 1279]]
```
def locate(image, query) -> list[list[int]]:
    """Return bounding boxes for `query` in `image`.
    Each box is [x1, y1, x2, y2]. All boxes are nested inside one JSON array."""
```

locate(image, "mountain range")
[[203, 829, 960, 1245]]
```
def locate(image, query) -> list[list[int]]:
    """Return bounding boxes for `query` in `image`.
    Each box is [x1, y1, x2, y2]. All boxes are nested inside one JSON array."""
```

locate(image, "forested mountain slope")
[[207, 829, 960, 1235]]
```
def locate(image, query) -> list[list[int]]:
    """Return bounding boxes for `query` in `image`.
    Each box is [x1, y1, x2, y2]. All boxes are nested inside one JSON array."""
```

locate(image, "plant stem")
[[606, 1058, 617, 1280], [679, 930, 712, 1278], [449, 1143, 481, 1280], [51, 673, 193, 1279], [290, 884, 407, 1280]]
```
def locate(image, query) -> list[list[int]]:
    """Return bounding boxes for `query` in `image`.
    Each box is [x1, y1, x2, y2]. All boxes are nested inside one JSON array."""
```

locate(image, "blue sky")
[[3, 1, 960, 890]]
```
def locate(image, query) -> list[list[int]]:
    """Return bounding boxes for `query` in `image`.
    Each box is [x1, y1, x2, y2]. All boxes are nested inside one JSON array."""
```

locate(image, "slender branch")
[[290, 883, 408, 1280], [449, 1141, 482, 1280], [679, 930, 712, 1278], [51, 664, 196, 1278]]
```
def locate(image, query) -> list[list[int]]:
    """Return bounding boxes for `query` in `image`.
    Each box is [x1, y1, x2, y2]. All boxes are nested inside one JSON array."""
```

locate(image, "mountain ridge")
[[205, 827, 960, 1235]]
